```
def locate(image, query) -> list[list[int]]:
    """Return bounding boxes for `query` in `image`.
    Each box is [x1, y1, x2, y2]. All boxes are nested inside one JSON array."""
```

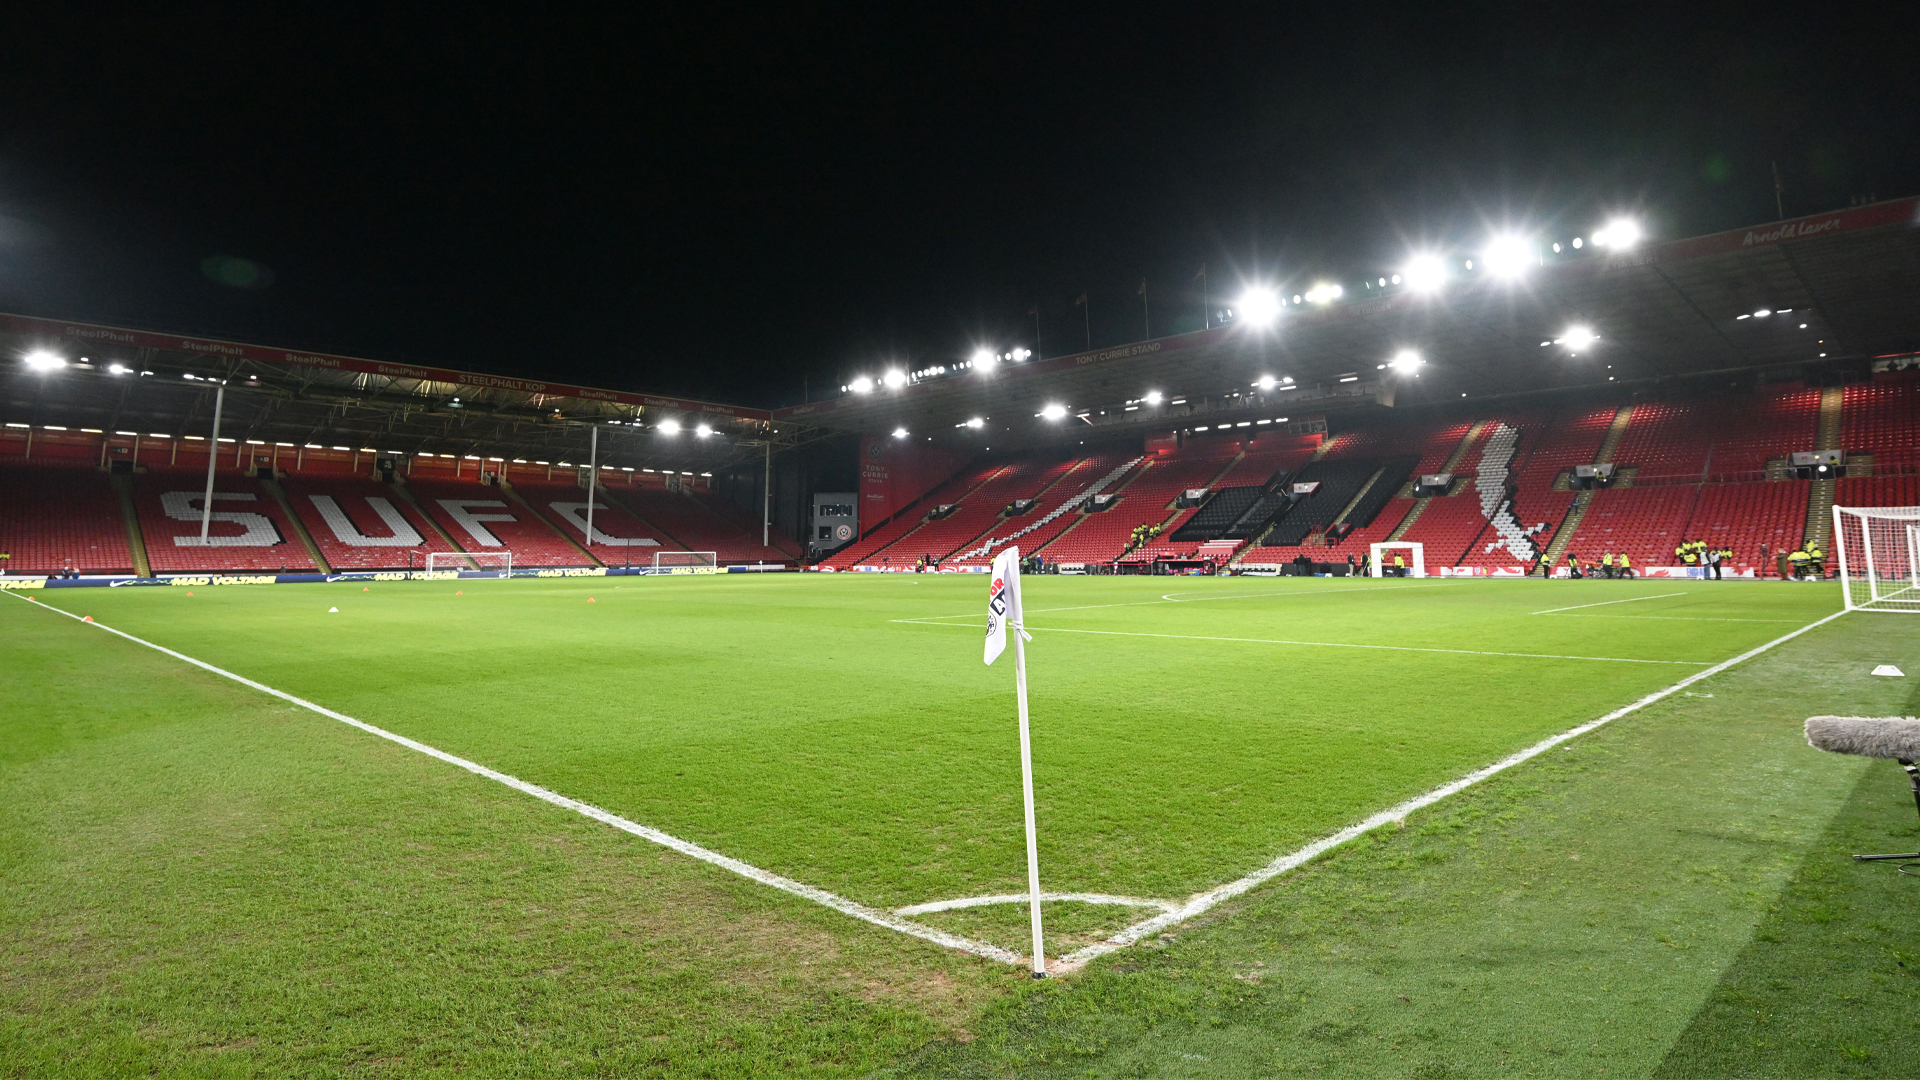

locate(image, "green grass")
[[2, 573, 1912, 1075]]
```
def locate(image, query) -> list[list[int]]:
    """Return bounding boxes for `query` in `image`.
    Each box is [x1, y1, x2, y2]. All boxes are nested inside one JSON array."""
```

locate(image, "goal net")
[[426, 551, 512, 577], [1368, 541, 1425, 578], [1834, 505, 1920, 612], [653, 550, 720, 574]]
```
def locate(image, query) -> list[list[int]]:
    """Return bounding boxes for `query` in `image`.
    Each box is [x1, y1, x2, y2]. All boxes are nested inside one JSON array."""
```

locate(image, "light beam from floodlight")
[[1303, 283, 1343, 304], [657, 419, 682, 435], [1560, 326, 1597, 351], [892, 426, 909, 439], [23, 350, 64, 371], [881, 369, 908, 389], [1402, 254, 1448, 293], [971, 347, 996, 368], [1388, 349, 1424, 373], [695, 424, 713, 437], [1254, 375, 1278, 390], [1144, 390, 1164, 405], [1235, 287, 1281, 327], [1039, 403, 1068, 421], [965, 416, 985, 429], [849, 375, 875, 394]]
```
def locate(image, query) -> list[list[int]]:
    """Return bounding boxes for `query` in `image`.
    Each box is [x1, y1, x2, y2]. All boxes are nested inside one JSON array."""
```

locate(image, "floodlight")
[[1591, 218, 1642, 250], [971, 348, 995, 367], [1235, 287, 1282, 326], [695, 423, 713, 437], [965, 416, 985, 429], [23, 350, 65, 371], [891, 426, 909, 439], [657, 419, 682, 435], [1303, 283, 1343, 304], [1560, 326, 1597, 351], [1039, 403, 1068, 420], [1012, 347, 1032, 360], [1402, 254, 1448, 293], [849, 375, 875, 394], [881, 369, 907, 388], [1481, 235, 1535, 279], [1388, 349, 1424, 373], [1143, 390, 1164, 405], [1254, 375, 1278, 390]]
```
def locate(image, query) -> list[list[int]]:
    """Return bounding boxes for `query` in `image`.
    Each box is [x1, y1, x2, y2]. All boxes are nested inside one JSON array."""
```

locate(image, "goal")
[[1368, 541, 1425, 578], [653, 550, 720, 574], [1834, 505, 1920, 612], [426, 551, 512, 577]]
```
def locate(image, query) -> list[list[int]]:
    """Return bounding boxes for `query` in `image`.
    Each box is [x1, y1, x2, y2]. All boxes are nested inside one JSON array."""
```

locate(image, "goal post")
[[653, 550, 720, 575], [426, 551, 511, 577], [1834, 505, 1920, 612], [1369, 541, 1425, 578]]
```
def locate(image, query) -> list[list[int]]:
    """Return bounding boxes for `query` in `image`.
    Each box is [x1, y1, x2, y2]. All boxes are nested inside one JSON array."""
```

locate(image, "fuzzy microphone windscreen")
[[1805, 715, 1920, 760]]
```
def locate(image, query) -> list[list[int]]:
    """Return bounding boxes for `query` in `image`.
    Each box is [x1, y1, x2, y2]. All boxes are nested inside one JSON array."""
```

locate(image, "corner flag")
[[984, 546, 1047, 977]]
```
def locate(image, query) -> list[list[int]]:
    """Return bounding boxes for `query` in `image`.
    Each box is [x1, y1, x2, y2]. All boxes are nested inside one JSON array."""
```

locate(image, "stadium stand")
[[949, 452, 1141, 566], [512, 480, 677, 565], [822, 460, 1008, 569], [871, 454, 1082, 566], [281, 475, 461, 570], [692, 491, 804, 559], [1261, 459, 1395, 547], [1037, 437, 1246, 564], [604, 486, 793, 564], [1450, 407, 1610, 569], [135, 469, 317, 573], [1841, 368, 1919, 469], [404, 477, 590, 567], [0, 464, 134, 573]]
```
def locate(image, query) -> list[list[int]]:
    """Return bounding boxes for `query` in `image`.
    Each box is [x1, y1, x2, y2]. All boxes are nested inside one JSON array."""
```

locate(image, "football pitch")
[[2, 574, 1849, 963]]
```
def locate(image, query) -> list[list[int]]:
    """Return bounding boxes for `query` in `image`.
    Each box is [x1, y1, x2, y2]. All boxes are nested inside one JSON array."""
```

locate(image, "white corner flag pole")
[[986, 545, 1046, 977]]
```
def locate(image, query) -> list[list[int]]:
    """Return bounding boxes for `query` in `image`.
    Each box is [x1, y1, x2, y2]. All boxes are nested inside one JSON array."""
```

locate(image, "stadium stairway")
[[1802, 385, 1847, 553], [514, 479, 678, 567], [499, 478, 601, 565], [262, 477, 334, 573], [822, 461, 1011, 569], [107, 472, 152, 577], [132, 469, 317, 574], [1533, 403, 1634, 575], [1384, 420, 1489, 544], [285, 474, 468, 571]]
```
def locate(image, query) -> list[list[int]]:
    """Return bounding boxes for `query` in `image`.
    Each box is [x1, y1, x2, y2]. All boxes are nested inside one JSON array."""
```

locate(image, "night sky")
[[0, 5, 1912, 407]]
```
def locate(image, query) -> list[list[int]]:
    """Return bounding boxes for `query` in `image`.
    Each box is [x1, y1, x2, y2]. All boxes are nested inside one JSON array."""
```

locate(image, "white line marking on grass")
[[896, 892, 1178, 916], [1531, 592, 1684, 615], [1057, 607, 1851, 968], [1543, 614, 1801, 623], [900, 583, 1457, 624], [5, 592, 1026, 968], [896, 620, 1712, 666]]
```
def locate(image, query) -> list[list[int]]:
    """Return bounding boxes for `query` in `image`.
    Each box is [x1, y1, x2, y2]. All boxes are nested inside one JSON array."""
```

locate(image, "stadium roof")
[[3, 196, 1917, 470]]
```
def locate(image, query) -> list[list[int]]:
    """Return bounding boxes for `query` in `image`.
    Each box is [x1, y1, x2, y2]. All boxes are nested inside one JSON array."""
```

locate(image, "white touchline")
[[1531, 592, 1685, 615], [5, 592, 1023, 968], [897, 621, 1712, 666], [1057, 607, 1851, 966]]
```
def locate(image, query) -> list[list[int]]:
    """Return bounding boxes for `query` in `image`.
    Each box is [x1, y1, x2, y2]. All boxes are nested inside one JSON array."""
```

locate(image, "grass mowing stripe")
[[1, 590, 1029, 968], [900, 582, 1457, 622], [1057, 606, 1852, 968], [1531, 591, 1686, 614], [897, 619, 1714, 665]]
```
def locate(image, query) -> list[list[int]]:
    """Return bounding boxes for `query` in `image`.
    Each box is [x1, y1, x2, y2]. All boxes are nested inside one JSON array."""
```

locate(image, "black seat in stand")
[[1804, 715, 1920, 862]]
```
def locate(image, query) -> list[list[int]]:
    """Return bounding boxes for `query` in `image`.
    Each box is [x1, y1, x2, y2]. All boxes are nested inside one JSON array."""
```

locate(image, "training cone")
[[328, 606, 339, 613], [186, 591, 194, 596], [456, 590, 463, 595], [588, 597, 596, 603], [82, 616, 93, 622], [363, 587, 370, 592], [1872, 664, 1905, 677]]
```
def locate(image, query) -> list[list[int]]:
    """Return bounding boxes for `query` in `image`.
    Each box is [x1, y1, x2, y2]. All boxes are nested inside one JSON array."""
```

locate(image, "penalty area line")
[[4, 591, 1026, 969], [1059, 606, 1852, 967]]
